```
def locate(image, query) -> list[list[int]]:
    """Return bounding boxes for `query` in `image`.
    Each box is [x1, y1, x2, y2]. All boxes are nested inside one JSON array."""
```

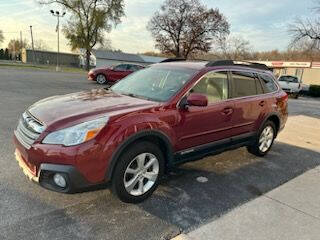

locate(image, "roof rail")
[[160, 58, 186, 63], [206, 60, 270, 71]]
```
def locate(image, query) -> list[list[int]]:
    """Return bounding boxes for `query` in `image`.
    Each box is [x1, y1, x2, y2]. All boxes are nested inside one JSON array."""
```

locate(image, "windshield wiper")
[[125, 93, 154, 101]]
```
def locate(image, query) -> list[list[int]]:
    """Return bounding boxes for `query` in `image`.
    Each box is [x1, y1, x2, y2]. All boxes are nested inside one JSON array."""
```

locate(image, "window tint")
[[191, 72, 228, 103], [260, 74, 278, 92], [278, 76, 298, 83], [114, 64, 128, 71], [111, 67, 195, 102], [231, 71, 257, 97], [256, 78, 264, 94], [128, 65, 142, 71]]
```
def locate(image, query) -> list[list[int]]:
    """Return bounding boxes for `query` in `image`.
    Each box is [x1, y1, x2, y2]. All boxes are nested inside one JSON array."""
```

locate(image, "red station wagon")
[[13, 60, 288, 203], [88, 63, 145, 85]]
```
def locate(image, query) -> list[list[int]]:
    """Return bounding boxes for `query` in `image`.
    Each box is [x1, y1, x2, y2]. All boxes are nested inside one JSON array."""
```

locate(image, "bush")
[[309, 85, 320, 97]]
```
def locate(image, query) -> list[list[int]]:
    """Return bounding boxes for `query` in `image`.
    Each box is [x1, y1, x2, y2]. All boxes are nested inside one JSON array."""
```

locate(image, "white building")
[[93, 50, 166, 68]]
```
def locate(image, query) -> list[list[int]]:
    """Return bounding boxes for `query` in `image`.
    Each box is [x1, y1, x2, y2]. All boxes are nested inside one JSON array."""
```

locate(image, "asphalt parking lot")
[[0, 67, 320, 240]]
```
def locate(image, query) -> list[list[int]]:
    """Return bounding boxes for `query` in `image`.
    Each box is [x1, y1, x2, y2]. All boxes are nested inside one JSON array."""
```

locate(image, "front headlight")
[[42, 116, 109, 146]]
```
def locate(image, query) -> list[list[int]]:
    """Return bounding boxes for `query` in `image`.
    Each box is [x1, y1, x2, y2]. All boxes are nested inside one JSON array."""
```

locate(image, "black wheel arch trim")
[[260, 112, 281, 135], [105, 130, 174, 181]]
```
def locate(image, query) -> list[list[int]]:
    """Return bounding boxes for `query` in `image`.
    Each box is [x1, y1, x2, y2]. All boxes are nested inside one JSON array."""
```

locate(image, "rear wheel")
[[247, 121, 276, 157], [96, 74, 107, 84], [111, 141, 164, 203]]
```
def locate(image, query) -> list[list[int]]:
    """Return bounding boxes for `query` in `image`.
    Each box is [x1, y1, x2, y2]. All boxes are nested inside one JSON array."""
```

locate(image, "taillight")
[[277, 92, 288, 107]]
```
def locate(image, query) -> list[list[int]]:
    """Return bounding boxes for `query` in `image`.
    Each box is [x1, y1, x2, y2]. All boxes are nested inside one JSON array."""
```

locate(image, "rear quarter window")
[[259, 74, 278, 93], [231, 71, 257, 98]]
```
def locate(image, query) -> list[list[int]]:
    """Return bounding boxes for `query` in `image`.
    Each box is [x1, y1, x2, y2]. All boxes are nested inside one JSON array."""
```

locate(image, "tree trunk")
[[86, 49, 91, 71]]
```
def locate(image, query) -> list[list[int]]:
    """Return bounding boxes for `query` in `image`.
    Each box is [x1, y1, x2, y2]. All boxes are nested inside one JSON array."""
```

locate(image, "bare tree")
[[39, 0, 125, 70], [215, 35, 251, 60], [33, 39, 51, 51], [289, 1, 320, 50], [0, 30, 4, 44], [8, 38, 28, 59], [147, 0, 229, 59]]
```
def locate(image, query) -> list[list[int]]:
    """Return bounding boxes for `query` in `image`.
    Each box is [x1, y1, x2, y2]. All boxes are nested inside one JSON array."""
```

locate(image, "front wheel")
[[247, 121, 276, 157], [96, 74, 107, 84], [111, 142, 165, 203]]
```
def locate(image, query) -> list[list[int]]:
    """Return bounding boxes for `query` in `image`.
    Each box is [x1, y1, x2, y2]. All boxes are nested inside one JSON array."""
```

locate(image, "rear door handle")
[[259, 101, 266, 107], [221, 107, 233, 115]]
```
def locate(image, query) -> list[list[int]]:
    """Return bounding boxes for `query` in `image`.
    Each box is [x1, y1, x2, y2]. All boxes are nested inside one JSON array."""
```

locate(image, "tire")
[[247, 121, 277, 157], [294, 93, 299, 99], [111, 141, 165, 203], [96, 74, 107, 85]]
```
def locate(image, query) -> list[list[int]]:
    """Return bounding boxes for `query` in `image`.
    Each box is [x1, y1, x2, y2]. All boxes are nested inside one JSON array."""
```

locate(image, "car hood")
[[28, 89, 158, 130], [91, 66, 111, 72]]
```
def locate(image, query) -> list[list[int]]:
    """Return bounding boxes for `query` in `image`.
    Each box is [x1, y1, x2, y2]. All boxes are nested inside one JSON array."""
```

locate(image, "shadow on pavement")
[[1, 142, 319, 240], [140, 142, 320, 232]]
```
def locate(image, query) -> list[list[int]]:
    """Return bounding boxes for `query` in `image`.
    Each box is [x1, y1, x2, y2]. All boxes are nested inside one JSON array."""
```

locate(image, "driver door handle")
[[259, 101, 266, 107], [221, 107, 233, 115]]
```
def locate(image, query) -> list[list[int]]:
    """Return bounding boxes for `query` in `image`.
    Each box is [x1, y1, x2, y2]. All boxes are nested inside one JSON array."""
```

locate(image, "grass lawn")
[[0, 62, 87, 74]]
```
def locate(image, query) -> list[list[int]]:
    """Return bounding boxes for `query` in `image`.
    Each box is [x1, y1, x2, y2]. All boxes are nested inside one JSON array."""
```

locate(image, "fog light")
[[53, 173, 67, 188]]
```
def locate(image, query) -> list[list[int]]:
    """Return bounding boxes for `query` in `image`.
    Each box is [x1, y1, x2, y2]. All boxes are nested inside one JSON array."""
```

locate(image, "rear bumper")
[[282, 88, 300, 94]]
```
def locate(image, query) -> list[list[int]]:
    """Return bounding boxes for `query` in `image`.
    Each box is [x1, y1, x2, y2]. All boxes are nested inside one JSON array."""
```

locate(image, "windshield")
[[111, 66, 196, 102], [279, 76, 299, 83]]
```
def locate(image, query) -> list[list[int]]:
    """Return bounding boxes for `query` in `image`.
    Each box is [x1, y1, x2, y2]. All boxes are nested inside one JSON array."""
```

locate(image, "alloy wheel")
[[259, 126, 274, 153], [123, 153, 159, 196], [96, 75, 106, 84]]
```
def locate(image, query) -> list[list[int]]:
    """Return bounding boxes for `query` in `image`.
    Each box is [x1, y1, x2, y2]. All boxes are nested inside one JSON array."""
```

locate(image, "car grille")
[[14, 112, 45, 149]]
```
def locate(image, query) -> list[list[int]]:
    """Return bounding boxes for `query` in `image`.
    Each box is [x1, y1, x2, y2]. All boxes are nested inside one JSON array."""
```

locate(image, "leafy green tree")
[[147, 0, 229, 58], [40, 0, 125, 70]]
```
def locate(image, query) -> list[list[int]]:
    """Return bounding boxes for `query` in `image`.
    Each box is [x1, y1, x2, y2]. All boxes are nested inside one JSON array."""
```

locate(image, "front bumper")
[[15, 149, 39, 183], [13, 133, 109, 193], [88, 73, 96, 81], [14, 148, 92, 193]]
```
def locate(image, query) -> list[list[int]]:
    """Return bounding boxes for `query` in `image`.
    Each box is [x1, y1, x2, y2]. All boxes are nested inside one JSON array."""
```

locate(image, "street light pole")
[[50, 10, 66, 71]]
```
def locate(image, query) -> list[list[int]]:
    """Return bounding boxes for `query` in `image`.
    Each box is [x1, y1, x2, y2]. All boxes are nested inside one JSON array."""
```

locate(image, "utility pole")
[[29, 26, 36, 64], [20, 31, 23, 61], [50, 10, 66, 71], [20, 31, 22, 47]]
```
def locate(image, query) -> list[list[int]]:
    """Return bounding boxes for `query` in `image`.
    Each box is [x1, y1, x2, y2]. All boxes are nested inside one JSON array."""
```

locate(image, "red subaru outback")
[[13, 60, 288, 203], [88, 63, 144, 85]]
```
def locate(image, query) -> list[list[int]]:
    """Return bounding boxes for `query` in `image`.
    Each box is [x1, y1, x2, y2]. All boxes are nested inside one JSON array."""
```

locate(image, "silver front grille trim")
[[15, 112, 44, 149]]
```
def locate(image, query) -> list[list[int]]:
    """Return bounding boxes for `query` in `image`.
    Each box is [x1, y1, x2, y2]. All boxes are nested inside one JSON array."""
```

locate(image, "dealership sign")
[[252, 61, 311, 68], [311, 62, 320, 68]]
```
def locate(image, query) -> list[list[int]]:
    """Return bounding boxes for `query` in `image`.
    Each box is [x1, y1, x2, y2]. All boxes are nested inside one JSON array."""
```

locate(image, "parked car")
[[13, 60, 288, 203], [88, 63, 145, 84], [278, 75, 302, 99]]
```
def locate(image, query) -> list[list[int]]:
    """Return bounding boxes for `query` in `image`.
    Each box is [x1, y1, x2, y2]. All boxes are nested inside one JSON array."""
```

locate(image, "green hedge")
[[309, 85, 320, 97]]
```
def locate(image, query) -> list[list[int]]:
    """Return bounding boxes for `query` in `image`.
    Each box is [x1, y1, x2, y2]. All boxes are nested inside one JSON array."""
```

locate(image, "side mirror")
[[187, 93, 208, 107]]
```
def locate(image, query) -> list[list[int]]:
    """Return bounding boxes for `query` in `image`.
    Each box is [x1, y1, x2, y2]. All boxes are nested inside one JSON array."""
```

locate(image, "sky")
[[0, 0, 316, 54]]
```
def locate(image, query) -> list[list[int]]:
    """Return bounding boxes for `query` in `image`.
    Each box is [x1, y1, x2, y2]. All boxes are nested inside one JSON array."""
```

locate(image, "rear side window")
[[128, 65, 141, 71], [231, 71, 258, 97], [260, 74, 278, 93], [114, 64, 128, 71], [191, 71, 229, 104]]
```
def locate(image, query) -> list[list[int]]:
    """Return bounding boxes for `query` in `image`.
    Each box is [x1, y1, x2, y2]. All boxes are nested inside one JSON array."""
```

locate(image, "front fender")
[[100, 113, 177, 181]]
